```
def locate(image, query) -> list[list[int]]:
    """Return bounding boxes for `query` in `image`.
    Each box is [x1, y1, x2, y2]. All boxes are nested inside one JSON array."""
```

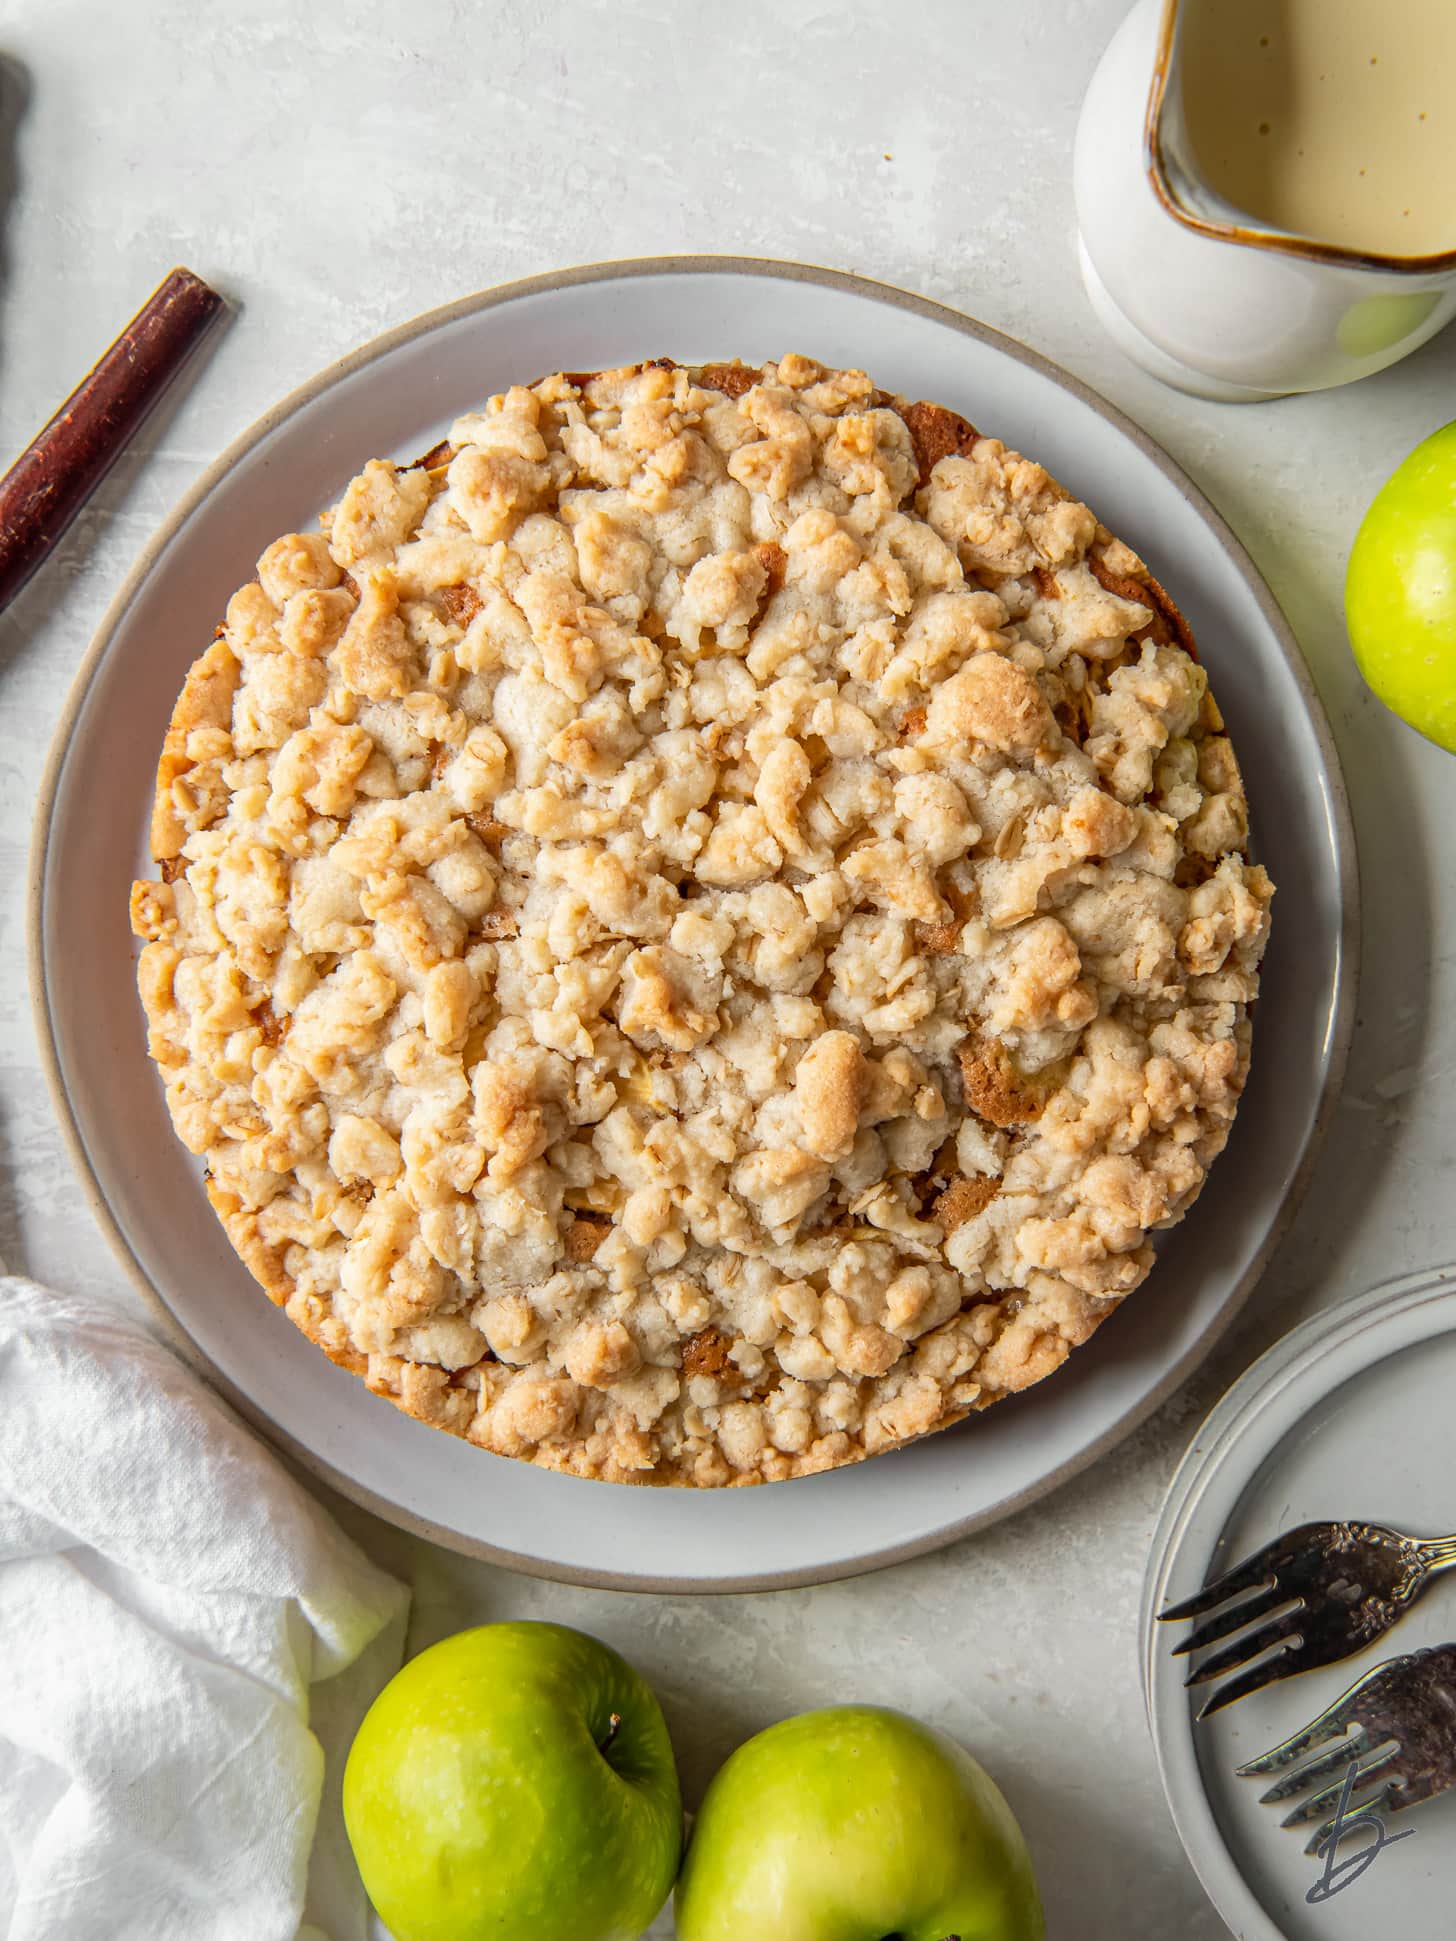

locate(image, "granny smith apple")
[[676, 1704, 1044, 1941], [343, 1620, 681, 1941], [1346, 417, 1456, 751]]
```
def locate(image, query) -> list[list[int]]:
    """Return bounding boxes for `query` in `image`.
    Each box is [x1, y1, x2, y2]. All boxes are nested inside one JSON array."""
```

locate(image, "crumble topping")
[[131, 355, 1272, 1485]]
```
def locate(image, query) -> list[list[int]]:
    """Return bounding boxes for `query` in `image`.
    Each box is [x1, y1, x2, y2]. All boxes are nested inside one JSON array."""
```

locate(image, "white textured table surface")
[[2, 3, 1454, 1935]]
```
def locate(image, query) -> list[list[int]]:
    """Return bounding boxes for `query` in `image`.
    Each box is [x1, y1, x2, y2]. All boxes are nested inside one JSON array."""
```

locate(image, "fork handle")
[[1422, 1537, 1456, 1572]]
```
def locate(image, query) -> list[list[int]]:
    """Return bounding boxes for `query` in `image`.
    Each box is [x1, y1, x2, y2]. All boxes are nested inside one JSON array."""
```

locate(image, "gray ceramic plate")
[[1144, 1269, 1456, 1938], [29, 258, 1356, 1591]]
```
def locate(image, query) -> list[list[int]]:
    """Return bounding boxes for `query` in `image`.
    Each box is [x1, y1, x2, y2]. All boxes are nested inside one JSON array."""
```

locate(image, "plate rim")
[[26, 253, 1360, 1591], [1139, 1265, 1456, 1937]]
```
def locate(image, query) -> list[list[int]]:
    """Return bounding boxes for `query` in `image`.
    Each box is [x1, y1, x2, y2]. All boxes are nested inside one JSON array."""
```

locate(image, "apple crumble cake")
[[130, 354, 1272, 1485]]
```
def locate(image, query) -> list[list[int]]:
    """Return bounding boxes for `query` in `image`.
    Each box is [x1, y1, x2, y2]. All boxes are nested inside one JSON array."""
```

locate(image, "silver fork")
[[1157, 1520, 1456, 1715], [1238, 1643, 1456, 1853]]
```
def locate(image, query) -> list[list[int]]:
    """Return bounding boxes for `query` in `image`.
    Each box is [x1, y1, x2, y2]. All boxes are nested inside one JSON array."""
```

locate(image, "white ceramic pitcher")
[[1074, 0, 1456, 400]]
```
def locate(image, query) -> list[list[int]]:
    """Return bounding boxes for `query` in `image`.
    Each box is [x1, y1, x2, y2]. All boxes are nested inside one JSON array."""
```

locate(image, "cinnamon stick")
[[0, 267, 226, 614]]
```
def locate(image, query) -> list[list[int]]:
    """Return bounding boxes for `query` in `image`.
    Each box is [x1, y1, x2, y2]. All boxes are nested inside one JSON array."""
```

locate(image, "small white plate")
[[1144, 1268, 1456, 1937], [29, 258, 1356, 1590]]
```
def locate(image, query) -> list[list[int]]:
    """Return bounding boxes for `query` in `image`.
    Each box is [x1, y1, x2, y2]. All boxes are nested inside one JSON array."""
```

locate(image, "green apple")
[[1346, 417, 1456, 751], [342, 1620, 681, 1941], [675, 1704, 1045, 1941]]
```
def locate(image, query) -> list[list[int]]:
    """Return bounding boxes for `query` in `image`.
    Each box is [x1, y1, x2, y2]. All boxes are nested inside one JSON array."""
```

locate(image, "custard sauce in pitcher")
[[1177, 0, 1456, 257]]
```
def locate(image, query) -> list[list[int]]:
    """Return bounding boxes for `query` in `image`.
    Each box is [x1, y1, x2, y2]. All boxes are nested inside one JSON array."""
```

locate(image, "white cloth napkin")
[[0, 1269, 409, 1941]]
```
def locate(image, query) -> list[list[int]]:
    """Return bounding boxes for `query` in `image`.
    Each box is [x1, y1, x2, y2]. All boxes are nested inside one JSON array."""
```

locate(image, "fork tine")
[[1198, 1636, 1306, 1718], [1237, 1701, 1355, 1777], [1158, 1545, 1281, 1622], [1280, 1753, 1401, 1829], [1237, 1660, 1399, 1773], [1185, 1609, 1304, 1690], [1169, 1584, 1287, 1658], [1255, 1730, 1370, 1803]]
